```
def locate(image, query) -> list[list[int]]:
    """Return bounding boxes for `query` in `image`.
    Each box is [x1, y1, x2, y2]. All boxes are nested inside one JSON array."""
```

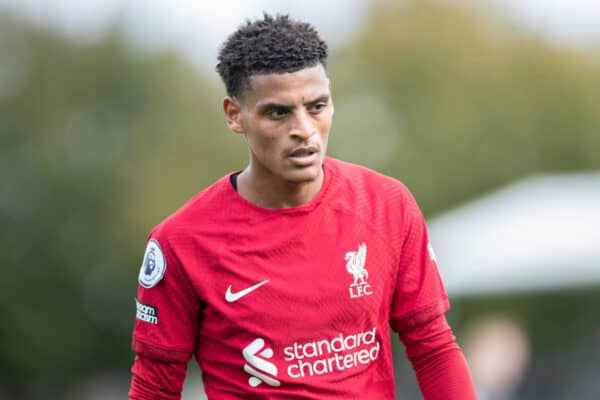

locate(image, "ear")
[[223, 96, 245, 134]]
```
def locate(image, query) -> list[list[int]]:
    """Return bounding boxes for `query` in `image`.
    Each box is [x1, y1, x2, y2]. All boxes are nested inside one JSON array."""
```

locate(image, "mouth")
[[287, 146, 320, 166]]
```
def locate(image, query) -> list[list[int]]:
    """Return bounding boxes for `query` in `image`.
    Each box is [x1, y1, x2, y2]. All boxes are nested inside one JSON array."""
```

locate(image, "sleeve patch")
[[138, 239, 167, 288], [135, 298, 159, 325]]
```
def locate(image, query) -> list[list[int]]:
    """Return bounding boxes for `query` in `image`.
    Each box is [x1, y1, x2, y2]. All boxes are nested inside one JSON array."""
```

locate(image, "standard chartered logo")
[[242, 338, 281, 387], [242, 329, 380, 388], [284, 327, 380, 378]]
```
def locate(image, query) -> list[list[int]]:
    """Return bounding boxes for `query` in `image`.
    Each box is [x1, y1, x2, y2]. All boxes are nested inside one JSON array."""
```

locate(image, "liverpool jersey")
[[132, 157, 449, 399]]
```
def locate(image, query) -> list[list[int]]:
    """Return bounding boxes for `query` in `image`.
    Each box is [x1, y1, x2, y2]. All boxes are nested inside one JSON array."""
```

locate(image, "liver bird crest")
[[345, 242, 368, 285]]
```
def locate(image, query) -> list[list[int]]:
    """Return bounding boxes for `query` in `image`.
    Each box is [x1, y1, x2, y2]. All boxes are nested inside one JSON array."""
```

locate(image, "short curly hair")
[[216, 13, 328, 98]]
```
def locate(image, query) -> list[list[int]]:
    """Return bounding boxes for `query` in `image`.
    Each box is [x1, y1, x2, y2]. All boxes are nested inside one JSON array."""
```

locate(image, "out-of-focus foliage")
[[0, 13, 240, 395], [329, 1, 600, 215], [1, 0, 599, 398]]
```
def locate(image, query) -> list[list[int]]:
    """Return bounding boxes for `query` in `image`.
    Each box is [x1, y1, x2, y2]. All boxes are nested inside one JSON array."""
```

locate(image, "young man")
[[129, 14, 476, 399]]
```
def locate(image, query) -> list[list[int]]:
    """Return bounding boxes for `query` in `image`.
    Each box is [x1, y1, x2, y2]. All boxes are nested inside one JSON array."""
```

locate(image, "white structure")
[[428, 172, 600, 297]]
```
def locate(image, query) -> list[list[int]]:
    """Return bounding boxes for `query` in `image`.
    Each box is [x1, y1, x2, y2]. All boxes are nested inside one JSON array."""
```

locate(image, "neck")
[[236, 167, 324, 209]]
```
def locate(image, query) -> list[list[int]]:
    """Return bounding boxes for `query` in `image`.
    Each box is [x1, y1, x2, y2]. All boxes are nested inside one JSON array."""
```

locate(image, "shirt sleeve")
[[399, 314, 477, 399], [389, 189, 450, 333], [129, 354, 188, 400], [132, 231, 201, 363]]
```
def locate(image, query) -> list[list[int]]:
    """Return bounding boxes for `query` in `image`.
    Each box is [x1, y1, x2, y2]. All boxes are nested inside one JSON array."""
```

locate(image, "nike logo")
[[225, 280, 270, 302]]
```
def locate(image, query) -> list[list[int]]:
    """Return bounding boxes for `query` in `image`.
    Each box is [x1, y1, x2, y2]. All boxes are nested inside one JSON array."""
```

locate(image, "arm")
[[129, 355, 187, 400], [390, 187, 476, 398], [399, 314, 477, 399], [129, 233, 201, 399]]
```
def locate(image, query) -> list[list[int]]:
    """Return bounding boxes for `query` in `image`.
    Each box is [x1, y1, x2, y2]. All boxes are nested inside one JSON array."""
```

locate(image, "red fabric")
[[130, 158, 467, 398], [132, 337, 192, 364], [399, 314, 477, 399], [130, 314, 477, 400], [132, 235, 199, 364], [129, 354, 187, 400], [389, 185, 450, 333]]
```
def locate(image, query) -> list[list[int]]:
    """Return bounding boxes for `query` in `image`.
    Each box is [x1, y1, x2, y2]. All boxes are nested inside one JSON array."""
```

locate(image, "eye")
[[268, 108, 288, 119], [310, 103, 327, 113]]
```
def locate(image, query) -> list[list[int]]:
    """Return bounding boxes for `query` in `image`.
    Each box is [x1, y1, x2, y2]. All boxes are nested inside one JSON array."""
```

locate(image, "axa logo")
[[242, 338, 281, 387], [345, 242, 372, 299]]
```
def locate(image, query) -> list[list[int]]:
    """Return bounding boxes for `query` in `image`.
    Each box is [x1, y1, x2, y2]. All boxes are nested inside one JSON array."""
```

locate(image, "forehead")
[[242, 64, 330, 106]]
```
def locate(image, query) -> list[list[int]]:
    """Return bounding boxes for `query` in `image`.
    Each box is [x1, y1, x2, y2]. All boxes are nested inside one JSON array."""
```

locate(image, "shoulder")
[[326, 157, 414, 205], [325, 158, 424, 252]]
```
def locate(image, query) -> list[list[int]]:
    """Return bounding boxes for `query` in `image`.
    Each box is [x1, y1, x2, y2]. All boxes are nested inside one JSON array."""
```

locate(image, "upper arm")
[[389, 189, 449, 333], [132, 232, 201, 363]]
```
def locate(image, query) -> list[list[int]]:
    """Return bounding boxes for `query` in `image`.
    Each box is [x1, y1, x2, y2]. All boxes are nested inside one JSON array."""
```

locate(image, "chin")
[[284, 167, 321, 185]]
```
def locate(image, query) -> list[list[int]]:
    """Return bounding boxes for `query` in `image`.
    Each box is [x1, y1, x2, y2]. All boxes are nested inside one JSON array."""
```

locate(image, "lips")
[[287, 145, 320, 166], [288, 145, 319, 157]]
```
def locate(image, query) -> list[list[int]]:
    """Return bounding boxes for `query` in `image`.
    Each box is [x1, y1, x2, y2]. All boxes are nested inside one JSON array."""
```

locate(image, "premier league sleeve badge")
[[138, 239, 167, 288]]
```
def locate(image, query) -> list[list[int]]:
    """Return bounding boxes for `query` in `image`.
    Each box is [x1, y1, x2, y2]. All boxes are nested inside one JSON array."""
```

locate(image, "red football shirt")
[[132, 157, 450, 399]]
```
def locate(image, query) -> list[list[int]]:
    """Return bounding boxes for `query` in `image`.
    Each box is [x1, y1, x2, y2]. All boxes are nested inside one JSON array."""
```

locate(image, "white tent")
[[428, 172, 600, 297]]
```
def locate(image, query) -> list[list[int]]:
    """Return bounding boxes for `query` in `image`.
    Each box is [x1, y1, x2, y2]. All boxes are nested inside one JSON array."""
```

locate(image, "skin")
[[223, 63, 334, 208]]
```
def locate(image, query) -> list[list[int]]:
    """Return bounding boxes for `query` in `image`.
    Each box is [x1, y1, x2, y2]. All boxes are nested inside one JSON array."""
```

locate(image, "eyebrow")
[[305, 94, 330, 106], [257, 94, 330, 111]]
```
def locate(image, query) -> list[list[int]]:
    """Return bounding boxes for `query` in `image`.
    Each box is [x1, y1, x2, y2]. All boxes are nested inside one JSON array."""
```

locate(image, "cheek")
[[247, 125, 284, 155], [317, 114, 333, 137]]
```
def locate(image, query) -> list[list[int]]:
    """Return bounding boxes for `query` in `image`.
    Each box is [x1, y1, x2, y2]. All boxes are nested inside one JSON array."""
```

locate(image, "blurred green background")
[[1, 0, 599, 399]]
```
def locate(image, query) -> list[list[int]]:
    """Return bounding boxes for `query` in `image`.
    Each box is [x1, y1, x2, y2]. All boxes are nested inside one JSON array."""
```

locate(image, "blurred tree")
[[0, 13, 236, 396], [328, 0, 600, 215]]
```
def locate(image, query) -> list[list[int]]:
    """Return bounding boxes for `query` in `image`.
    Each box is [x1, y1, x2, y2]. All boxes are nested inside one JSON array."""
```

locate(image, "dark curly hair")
[[216, 13, 328, 98]]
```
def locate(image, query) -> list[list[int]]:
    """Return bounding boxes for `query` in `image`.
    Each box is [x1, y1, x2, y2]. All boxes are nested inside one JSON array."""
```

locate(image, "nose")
[[289, 110, 315, 140]]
